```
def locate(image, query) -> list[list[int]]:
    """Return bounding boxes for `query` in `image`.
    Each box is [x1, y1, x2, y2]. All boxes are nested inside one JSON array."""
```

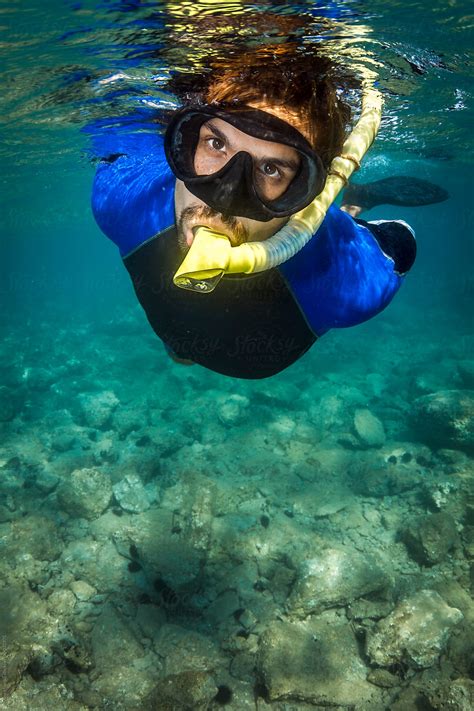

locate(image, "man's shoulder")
[[91, 134, 175, 257]]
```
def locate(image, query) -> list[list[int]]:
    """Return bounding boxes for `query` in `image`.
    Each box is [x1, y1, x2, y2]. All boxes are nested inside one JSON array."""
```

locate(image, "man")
[[91, 46, 440, 379]]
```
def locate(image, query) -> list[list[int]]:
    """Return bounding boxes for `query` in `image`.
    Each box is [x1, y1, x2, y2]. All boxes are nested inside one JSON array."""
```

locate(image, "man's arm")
[[279, 205, 416, 336]]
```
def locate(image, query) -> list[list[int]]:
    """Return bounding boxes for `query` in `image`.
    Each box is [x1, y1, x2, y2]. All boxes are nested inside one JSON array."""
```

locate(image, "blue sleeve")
[[90, 131, 175, 257], [279, 206, 411, 336]]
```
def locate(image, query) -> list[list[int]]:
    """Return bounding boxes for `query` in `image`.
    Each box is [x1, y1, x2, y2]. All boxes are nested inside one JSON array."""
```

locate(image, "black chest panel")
[[123, 227, 316, 379]]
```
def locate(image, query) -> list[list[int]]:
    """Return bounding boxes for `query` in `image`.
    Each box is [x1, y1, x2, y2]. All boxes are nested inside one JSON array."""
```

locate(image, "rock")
[[205, 591, 241, 625], [22, 367, 55, 391], [257, 618, 378, 707], [216, 394, 249, 426], [70, 580, 97, 601], [57, 467, 113, 519], [431, 579, 474, 679], [354, 408, 386, 447], [458, 360, 474, 388], [366, 668, 401, 688], [424, 480, 458, 510], [348, 598, 394, 621], [351, 464, 422, 497], [0, 385, 16, 421], [0, 584, 60, 696], [135, 604, 167, 644], [146, 671, 218, 711], [443, 679, 474, 711], [401, 512, 459, 566], [154, 624, 221, 675], [0, 643, 32, 697], [136, 476, 216, 590], [89, 605, 158, 705], [270, 414, 296, 437], [111, 407, 144, 438], [35, 469, 60, 493], [286, 546, 391, 618], [60, 636, 93, 674], [2, 515, 62, 562], [130, 508, 206, 591], [50, 428, 78, 453], [239, 609, 257, 631], [113, 473, 150, 513], [27, 644, 61, 678], [411, 390, 474, 451], [366, 589, 463, 669], [60, 538, 127, 593], [230, 651, 256, 683], [423, 677, 474, 711], [91, 662, 158, 707], [47, 589, 77, 616], [78, 390, 119, 428], [91, 605, 145, 669]]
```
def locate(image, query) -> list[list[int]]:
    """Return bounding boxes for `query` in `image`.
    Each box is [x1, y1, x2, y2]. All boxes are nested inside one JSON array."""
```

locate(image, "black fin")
[[342, 176, 449, 209]]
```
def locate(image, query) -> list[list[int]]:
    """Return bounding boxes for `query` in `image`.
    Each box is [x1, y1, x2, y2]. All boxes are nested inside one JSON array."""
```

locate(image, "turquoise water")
[[0, 1, 473, 709]]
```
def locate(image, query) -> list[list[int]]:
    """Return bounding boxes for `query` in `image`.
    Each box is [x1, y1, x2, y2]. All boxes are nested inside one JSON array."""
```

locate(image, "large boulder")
[[411, 390, 474, 451], [286, 546, 391, 618], [257, 618, 379, 707], [366, 589, 463, 669]]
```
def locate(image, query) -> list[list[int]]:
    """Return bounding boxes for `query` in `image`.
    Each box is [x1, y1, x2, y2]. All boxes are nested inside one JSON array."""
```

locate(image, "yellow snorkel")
[[173, 81, 383, 293]]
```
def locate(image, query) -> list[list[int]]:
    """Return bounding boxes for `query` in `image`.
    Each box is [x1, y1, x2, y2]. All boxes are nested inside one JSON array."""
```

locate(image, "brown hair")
[[167, 43, 356, 168]]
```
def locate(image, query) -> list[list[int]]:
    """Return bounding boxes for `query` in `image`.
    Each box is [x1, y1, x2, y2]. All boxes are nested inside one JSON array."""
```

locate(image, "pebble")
[[70, 580, 97, 601], [354, 408, 386, 447]]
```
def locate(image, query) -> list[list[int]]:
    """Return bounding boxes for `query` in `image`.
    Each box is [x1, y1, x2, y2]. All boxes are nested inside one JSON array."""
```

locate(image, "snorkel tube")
[[174, 81, 383, 293]]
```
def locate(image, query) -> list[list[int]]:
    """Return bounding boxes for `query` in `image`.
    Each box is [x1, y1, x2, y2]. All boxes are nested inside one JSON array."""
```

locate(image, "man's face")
[[174, 111, 306, 252]]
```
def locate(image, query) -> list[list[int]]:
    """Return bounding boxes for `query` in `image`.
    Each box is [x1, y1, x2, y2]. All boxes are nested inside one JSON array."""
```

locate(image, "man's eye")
[[261, 162, 280, 178], [206, 136, 225, 151]]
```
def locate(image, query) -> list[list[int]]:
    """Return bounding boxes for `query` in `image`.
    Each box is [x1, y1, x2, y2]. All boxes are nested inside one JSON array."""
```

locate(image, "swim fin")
[[341, 176, 449, 210]]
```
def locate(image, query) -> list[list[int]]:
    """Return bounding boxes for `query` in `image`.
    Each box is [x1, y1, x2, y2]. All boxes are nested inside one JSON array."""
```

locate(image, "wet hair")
[[167, 43, 356, 168]]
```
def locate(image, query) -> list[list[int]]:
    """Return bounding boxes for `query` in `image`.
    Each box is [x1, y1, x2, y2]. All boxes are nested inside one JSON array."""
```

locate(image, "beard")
[[176, 204, 249, 253]]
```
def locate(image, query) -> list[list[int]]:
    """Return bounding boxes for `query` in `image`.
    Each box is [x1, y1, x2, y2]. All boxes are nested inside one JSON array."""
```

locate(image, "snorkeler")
[[91, 46, 447, 379]]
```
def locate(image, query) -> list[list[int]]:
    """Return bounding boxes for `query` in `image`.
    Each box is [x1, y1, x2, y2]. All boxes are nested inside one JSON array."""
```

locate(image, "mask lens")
[[194, 119, 303, 204], [164, 106, 326, 220], [194, 122, 231, 176]]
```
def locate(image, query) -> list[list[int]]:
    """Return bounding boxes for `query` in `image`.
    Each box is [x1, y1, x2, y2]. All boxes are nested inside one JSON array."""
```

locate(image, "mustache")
[[177, 205, 250, 247]]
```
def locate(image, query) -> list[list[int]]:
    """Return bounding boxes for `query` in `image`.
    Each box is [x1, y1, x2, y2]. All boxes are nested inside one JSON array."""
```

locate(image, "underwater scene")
[[0, 0, 473, 709]]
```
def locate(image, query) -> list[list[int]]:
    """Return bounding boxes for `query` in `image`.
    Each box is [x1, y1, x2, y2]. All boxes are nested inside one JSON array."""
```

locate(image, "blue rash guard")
[[91, 131, 416, 379]]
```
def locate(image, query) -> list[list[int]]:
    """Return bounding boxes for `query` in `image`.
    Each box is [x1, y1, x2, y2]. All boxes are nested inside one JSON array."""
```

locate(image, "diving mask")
[[164, 105, 327, 222]]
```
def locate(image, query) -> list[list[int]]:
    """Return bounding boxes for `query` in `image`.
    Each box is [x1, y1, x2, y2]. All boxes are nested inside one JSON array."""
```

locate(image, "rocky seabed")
[[0, 307, 473, 710]]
